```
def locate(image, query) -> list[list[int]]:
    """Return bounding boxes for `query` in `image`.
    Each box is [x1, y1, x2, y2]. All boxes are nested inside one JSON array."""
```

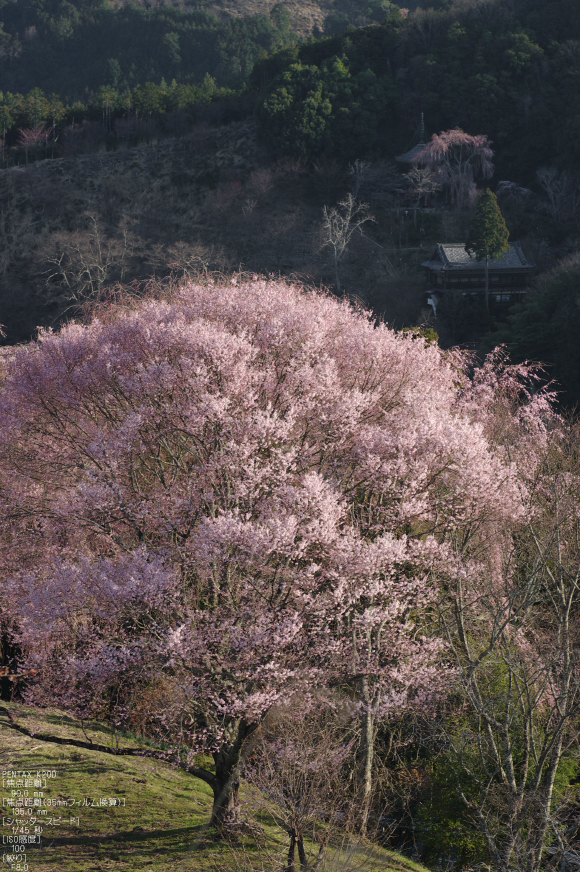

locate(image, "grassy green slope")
[[0, 702, 431, 872]]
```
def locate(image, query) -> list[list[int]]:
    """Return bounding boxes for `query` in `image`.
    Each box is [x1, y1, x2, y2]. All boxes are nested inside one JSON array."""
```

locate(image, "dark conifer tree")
[[465, 188, 510, 311]]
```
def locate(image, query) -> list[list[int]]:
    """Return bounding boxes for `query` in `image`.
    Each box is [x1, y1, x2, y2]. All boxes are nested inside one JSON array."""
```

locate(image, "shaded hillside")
[[256, 1, 580, 182], [110, 0, 412, 38], [0, 120, 429, 345], [3, 0, 580, 187], [0, 0, 396, 99], [0, 0, 295, 98]]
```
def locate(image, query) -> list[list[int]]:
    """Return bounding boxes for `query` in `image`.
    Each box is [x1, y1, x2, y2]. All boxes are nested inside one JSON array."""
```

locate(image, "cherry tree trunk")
[[286, 826, 307, 872], [210, 763, 241, 828], [287, 827, 297, 872], [357, 678, 375, 836], [297, 833, 307, 870], [209, 718, 256, 829]]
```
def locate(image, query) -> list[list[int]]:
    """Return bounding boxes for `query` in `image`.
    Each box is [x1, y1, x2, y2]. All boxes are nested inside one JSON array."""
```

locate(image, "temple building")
[[421, 242, 535, 314]]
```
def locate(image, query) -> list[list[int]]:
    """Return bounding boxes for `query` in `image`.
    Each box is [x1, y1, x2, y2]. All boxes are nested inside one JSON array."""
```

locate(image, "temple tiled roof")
[[395, 141, 428, 164], [421, 242, 535, 271]]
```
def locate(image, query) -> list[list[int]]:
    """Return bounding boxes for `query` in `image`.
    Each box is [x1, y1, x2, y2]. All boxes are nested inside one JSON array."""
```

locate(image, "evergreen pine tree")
[[465, 188, 510, 311]]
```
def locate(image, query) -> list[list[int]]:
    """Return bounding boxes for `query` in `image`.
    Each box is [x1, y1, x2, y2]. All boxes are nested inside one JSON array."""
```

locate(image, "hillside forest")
[[0, 0, 579, 403], [2, 1, 580, 871]]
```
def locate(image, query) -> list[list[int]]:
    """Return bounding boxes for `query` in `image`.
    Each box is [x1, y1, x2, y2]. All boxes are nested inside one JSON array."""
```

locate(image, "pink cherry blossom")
[[0, 278, 555, 826]]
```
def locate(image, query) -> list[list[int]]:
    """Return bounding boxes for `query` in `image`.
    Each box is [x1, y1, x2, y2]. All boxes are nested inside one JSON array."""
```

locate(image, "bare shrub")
[[166, 241, 232, 277], [247, 166, 275, 197], [206, 837, 402, 872], [60, 121, 106, 157], [246, 706, 357, 871], [42, 214, 134, 311], [204, 182, 242, 217], [242, 198, 258, 216]]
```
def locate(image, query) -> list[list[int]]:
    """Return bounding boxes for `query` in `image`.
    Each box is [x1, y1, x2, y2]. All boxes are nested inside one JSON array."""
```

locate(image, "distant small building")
[[421, 242, 535, 314]]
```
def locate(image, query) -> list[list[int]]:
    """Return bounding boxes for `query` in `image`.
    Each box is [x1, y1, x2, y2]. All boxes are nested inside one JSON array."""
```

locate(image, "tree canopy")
[[0, 277, 546, 829], [0, 278, 576, 871]]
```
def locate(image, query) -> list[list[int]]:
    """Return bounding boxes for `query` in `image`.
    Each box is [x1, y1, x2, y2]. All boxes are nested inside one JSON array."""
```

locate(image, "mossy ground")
[[0, 702, 431, 872]]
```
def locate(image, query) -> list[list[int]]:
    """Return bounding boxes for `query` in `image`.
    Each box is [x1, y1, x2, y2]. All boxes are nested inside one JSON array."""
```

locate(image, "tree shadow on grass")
[[14, 756, 125, 776], [5, 707, 118, 740], [41, 823, 233, 866], [42, 713, 116, 735], [44, 823, 201, 846]]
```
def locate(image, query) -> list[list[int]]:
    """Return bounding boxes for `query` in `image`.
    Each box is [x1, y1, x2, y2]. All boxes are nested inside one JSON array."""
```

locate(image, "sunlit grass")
[[0, 702, 431, 872]]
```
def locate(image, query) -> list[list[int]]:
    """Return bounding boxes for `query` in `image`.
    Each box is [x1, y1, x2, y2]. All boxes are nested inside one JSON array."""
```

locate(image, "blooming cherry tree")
[[412, 128, 494, 209], [0, 278, 531, 827]]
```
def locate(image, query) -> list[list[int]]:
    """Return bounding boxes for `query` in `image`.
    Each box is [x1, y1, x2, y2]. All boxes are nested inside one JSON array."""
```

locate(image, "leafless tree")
[[537, 166, 571, 223], [322, 195, 375, 294], [349, 160, 370, 200], [355, 161, 407, 208], [438, 429, 580, 872], [246, 707, 357, 872], [406, 7, 449, 53], [535, 166, 580, 227], [404, 166, 441, 207], [43, 215, 134, 313]]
